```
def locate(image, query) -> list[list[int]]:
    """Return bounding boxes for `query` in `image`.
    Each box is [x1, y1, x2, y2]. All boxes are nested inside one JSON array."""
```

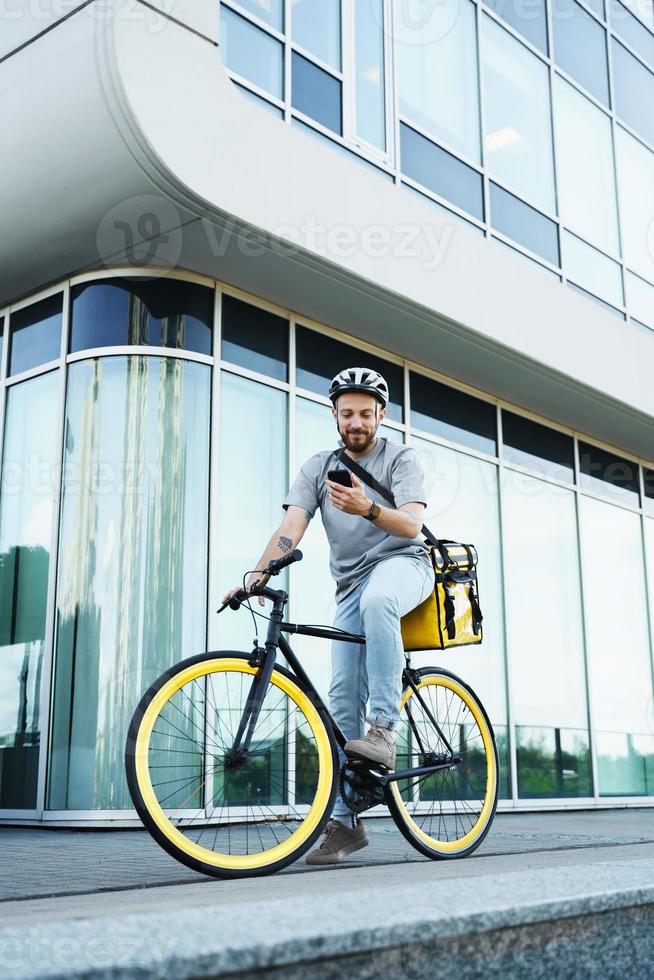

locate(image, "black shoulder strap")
[[335, 447, 452, 565]]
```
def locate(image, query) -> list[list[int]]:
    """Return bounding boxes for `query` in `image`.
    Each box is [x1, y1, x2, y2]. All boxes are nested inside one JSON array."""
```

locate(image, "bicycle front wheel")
[[387, 667, 499, 859], [125, 651, 338, 878]]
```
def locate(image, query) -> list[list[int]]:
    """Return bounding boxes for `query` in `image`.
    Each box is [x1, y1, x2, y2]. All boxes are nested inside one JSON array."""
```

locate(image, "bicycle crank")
[[339, 760, 388, 815]]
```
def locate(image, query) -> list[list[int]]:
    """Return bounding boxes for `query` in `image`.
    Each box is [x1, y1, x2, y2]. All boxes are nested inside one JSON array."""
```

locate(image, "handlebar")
[[216, 550, 303, 614]]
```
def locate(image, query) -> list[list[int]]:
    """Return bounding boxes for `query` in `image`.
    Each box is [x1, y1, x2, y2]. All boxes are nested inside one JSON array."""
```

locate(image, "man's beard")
[[339, 425, 378, 453]]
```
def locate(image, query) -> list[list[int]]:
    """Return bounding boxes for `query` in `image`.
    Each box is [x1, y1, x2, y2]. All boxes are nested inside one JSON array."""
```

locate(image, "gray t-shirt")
[[283, 436, 432, 603]]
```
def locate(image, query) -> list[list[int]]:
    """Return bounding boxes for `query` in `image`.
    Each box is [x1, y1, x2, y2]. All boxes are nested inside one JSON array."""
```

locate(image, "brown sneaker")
[[345, 724, 396, 769], [305, 818, 368, 865]]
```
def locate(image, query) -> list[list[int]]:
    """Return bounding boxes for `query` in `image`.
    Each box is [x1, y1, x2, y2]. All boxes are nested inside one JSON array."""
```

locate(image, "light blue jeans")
[[328, 553, 434, 821]]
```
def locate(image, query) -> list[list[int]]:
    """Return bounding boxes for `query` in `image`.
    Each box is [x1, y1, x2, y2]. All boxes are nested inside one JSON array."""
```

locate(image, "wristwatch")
[[364, 501, 381, 522]]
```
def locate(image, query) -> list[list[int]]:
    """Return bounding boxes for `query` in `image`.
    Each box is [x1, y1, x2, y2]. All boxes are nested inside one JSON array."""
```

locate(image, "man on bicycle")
[[222, 367, 433, 864]]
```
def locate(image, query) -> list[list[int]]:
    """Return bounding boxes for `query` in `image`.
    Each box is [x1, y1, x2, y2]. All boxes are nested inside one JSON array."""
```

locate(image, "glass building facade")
[[219, 0, 654, 330], [0, 270, 652, 821]]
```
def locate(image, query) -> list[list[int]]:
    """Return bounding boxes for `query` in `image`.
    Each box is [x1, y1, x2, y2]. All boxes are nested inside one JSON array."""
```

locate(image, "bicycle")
[[125, 550, 499, 879]]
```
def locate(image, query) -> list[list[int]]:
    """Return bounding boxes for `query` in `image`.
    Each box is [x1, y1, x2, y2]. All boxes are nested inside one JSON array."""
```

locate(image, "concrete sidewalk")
[[1, 809, 653, 978]]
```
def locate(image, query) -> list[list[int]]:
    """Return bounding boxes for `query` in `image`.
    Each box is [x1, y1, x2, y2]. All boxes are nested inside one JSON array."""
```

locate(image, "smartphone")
[[327, 469, 352, 488]]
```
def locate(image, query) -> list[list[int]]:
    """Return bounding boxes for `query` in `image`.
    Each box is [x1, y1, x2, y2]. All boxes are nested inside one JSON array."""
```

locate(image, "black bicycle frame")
[[226, 585, 459, 784]]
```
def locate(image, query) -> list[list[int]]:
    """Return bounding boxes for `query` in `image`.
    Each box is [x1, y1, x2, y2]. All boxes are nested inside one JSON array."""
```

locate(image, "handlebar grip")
[[267, 549, 303, 575]]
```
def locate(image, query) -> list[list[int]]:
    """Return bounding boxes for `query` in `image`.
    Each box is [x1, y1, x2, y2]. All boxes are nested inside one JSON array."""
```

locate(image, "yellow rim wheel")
[[389, 671, 498, 857], [130, 657, 335, 873]]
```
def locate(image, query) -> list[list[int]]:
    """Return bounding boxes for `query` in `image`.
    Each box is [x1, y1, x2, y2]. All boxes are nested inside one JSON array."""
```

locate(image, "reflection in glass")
[[0, 371, 59, 808], [292, 51, 342, 134], [502, 469, 591, 798], [296, 326, 404, 422], [578, 441, 639, 504], [291, 0, 341, 69], [221, 294, 288, 381], [552, 0, 610, 104], [220, 4, 284, 98], [610, 0, 654, 65], [213, 373, 288, 653], [293, 398, 340, 704], [397, 0, 480, 162], [644, 470, 654, 515], [400, 123, 484, 220], [579, 496, 654, 795], [410, 372, 497, 456], [615, 126, 654, 285], [612, 39, 654, 146], [413, 436, 510, 798], [482, 15, 555, 212], [355, 0, 386, 150], [48, 357, 210, 809], [552, 76, 620, 256], [231, 0, 284, 30], [71, 279, 214, 356], [9, 295, 62, 377], [490, 183, 559, 265], [502, 410, 574, 481], [484, 0, 548, 52]]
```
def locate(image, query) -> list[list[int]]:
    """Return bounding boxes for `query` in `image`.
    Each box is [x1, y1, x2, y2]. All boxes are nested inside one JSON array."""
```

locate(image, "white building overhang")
[[0, 0, 652, 461]]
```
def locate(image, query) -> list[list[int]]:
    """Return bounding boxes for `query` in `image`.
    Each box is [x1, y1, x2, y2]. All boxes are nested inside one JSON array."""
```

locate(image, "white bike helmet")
[[329, 367, 389, 407]]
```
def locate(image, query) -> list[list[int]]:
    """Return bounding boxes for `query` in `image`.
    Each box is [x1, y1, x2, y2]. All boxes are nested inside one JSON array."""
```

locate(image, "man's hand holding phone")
[[326, 469, 372, 517]]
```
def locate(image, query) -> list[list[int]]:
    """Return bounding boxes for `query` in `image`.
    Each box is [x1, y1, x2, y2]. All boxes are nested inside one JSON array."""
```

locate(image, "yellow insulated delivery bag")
[[399, 541, 483, 651], [336, 449, 483, 653]]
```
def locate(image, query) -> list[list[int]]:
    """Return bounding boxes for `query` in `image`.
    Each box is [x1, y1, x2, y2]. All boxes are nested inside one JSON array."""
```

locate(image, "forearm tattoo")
[[304, 510, 313, 523], [278, 535, 293, 552]]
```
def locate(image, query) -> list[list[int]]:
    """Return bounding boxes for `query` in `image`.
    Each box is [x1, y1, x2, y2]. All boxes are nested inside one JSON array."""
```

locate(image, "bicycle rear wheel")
[[125, 651, 339, 878], [387, 666, 498, 859]]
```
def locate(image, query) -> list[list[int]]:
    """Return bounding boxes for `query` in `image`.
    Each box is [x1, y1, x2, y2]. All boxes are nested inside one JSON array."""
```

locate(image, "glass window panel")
[[553, 0, 610, 104], [502, 470, 591, 798], [220, 4, 283, 98], [400, 123, 484, 220], [70, 278, 214, 356], [233, 81, 284, 116], [48, 356, 210, 809], [579, 496, 654, 795], [562, 231, 624, 307], [626, 271, 654, 328], [221, 294, 288, 381], [354, 0, 386, 151], [610, 0, 654, 64], [490, 182, 560, 265], [410, 372, 497, 455], [482, 15, 556, 213], [578, 440, 640, 503], [566, 280, 626, 315], [412, 436, 510, 797], [612, 39, 654, 145], [212, 373, 288, 653], [292, 398, 340, 703], [229, 0, 284, 30], [553, 76, 620, 254], [615, 126, 654, 284], [292, 0, 341, 69], [502, 410, 575, 480], [644, 469, 654, 515], [292, 51, 342, 134], [484, 0, 548, 51], [296, 326, 404, 422], [0, 371, 59, 808], [397, 0, 481, 162], [9, 295, 62, 377], [620, 0, 654, 29]]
